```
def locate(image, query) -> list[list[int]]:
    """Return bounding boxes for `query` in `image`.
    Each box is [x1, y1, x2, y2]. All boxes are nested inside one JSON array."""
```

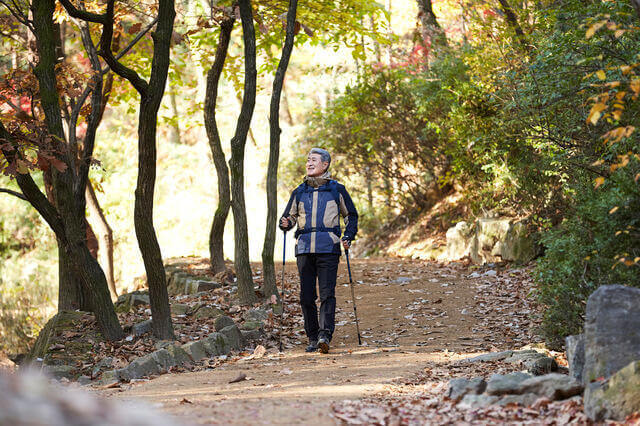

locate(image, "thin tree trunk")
[[497, 0, 530, 52], [262, 0, 298, 300], [168, 88, 181, 144], [86, 181, 117, 300], [281, 81, 294, 126], [94, 0, 176, 339], [231, 0, 258, 305], [30, 0, 122, 340], [204, 16, 234, 275], [416, 0, 448, 49]]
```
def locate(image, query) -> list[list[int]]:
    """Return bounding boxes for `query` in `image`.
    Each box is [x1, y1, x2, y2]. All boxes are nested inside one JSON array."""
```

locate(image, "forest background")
[[1, 0, 639, 354]]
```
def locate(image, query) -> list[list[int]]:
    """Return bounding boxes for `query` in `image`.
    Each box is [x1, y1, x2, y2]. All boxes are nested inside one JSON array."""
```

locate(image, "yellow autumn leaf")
[[594, 176, 605, 188], [591, 159, 605, 166], [630, 79, 640, 95], [614, 29, 625, 38], [620, 65, 632, 74], [587, 102, 607, 125], [609, 206, 619, 214], [586, 21, 605, 38], [615, 91, 627, 100], [596, 70, 606, 80], [635, 257, 640, 263], [616, 230, 622, 236]]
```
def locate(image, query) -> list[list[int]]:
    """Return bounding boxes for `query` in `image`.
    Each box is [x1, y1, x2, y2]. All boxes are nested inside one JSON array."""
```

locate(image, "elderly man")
[[279, 148, 358, 354]]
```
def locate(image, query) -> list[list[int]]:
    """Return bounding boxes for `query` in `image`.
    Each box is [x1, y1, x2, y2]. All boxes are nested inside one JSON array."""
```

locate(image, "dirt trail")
[[100, 259, 539, 425]]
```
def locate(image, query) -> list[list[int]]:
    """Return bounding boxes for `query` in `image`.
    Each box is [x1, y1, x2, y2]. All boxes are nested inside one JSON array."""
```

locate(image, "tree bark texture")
[[204, 17, 234, 275], [230, 0, 258, 305], [86, 181, 117, 300], [261, 0, 298, 300], [96, 0, 176, 339], [30, 0, 122, 340]]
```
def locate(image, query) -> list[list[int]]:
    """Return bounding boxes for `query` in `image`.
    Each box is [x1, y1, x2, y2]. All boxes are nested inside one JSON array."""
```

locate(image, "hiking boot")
[[317, 337, 330, 354], [305, 341, 318, 353]]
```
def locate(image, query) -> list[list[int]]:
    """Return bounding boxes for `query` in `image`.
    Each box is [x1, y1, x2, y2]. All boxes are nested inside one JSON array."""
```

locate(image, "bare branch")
[[0, 187, 27, 201], [58, 0, 106, 24], [98, 0, 149, 96]]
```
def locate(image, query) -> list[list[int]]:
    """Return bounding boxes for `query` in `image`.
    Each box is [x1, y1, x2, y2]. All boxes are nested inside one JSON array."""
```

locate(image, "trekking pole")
[[345, 249, 362, 345], [278, 230, 287, 352]]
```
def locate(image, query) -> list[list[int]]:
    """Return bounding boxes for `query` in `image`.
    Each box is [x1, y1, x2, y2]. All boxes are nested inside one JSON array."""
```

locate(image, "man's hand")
[[341, 238, 351, 250], [280, 217, 290, 229]]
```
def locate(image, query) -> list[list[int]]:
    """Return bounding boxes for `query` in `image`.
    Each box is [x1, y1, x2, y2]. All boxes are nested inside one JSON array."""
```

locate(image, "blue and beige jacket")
[[280, 177, 358, 256]]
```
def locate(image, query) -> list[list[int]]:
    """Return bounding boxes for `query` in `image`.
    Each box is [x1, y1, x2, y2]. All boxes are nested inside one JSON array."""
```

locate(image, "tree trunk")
[[168, 88, 181, 144], [231, 0, 258, 305], [497, 0, 530, 53], [57, 242, 93, 311], [94, 0, 176, 339], [86, 181, 117, 300], [30, 0, 122, 340], [204, 17, 234, 275], [262, 0, 298, 300], [416, 0, 448, 49]]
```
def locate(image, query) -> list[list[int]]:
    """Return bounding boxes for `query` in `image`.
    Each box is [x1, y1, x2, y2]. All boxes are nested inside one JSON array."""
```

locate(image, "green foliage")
[[535, 166, 640, 349]]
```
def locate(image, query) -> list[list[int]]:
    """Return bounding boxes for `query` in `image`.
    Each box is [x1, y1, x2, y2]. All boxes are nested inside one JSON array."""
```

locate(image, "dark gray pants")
[[296, 253, 340, 342]]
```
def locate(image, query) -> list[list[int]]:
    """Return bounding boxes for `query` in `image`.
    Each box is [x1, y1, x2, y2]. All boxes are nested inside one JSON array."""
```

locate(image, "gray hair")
[[308, 147, 331, 167]]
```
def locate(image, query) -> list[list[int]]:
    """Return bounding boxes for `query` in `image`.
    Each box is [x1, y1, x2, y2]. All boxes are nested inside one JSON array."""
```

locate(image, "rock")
[[470, 218, 512, 264], [445, 221, 474, 260], [503, 349, 544, 363], [170, 303, 190, 316], [167, 272, 188, 295], [469, 218, 536, 264], [91, 357, 113, 378], [43, 365, 76, 381], [446, 377, 486, 402], [203, 332, 230, 356], [584, 360, 640, 421], [193, 280, 222, 293], [124, 354, 160, 380], [240, 321, 264, 331], [497, 393, 540, 407], [219, 325, 243, 350], [114, 291, 150, 312], [0, 370, 179, 425], [461, 350, 514, 364], [486, 372, 533, 396], [394, 277, 412, 284], [165, 344, 191, 366], [566, 334, 585, 383], [26, 311, 87, 362], [583, 285, 640, 384], [240, 329, 264, 344], [525, 357, 559, 376], [214, 315, 235, 331], [243, 308, 269, 323], [182, 341, 207, 362], [98, 370, 119, 386], [77, 375, 92, 386], [501, 222, 536, 263], [518, 374, 583, 400], [150, 349, 175, 372], [193, 306, 224, 320], [132, 319, 153, 336], [458, 394, 500, 409]]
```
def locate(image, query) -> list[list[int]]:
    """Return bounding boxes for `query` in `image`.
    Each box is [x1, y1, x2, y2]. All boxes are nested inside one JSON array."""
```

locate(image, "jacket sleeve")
[[338, 185, 358, 240], [279, 189, 298, 231]]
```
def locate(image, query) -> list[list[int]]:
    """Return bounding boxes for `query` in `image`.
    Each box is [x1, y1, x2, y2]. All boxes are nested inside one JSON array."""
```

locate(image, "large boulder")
[[486, 372, 533, 396], [445, 221, 474, 260], [469, 218, 536, 264], [219, 325, 243, 350], [583, 285, 640, 384], [584, 360, 640, 421]]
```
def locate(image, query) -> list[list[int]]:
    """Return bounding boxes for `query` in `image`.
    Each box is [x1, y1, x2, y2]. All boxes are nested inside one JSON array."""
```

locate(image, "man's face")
[[306, 153, 329, 177]]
